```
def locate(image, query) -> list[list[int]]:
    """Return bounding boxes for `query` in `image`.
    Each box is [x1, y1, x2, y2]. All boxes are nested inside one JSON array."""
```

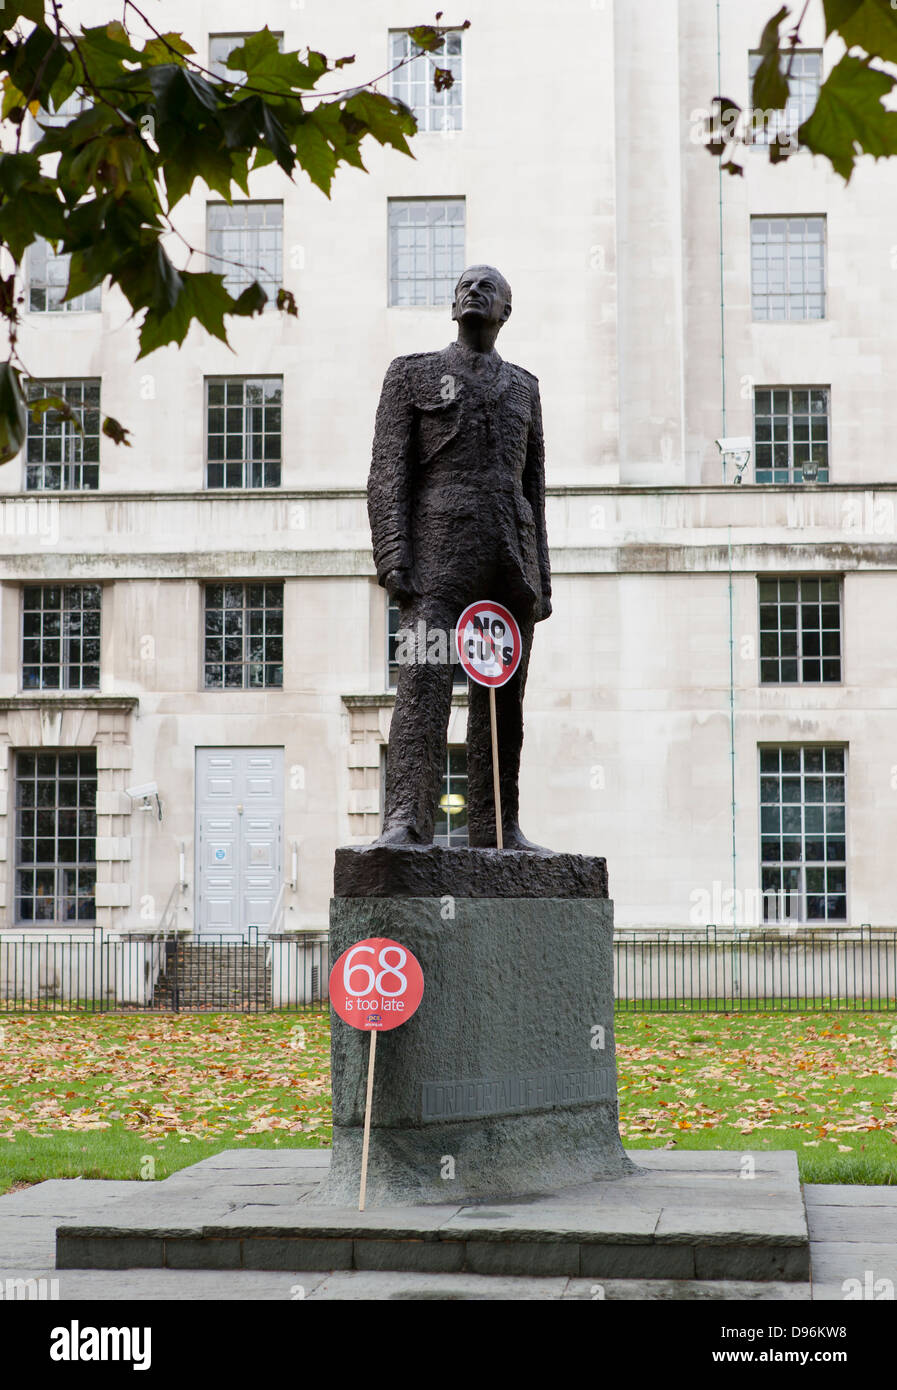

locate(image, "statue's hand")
[[384, 567, 417, 604]]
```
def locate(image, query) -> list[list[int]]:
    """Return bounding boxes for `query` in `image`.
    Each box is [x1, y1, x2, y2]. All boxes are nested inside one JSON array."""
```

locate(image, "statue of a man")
[[367, 264, 551, 849]]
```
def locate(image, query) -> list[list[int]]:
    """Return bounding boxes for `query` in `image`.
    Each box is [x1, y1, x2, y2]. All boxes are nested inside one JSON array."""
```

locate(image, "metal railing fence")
[[2, 925, 895, 1014], [0, 928, 329, 1013], [614, 925, 897, 1012]]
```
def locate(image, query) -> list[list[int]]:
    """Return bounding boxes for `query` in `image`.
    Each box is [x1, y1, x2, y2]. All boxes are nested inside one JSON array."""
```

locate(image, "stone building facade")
[[1, 0, 895, 940]]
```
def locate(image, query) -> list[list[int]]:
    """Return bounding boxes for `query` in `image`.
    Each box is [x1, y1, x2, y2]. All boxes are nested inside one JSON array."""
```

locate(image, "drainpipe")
[[717, 0, 738, 919]]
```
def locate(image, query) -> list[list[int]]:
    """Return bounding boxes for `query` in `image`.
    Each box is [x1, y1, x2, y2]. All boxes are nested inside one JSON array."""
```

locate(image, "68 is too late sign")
[[329, 939, 424, 1032]]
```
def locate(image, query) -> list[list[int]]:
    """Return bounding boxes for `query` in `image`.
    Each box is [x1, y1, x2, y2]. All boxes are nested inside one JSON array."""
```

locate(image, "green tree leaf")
[[292, 114, 339, 194], [406, 26, 447, 53], [798, 52, 897, 179], [824, 0, 897, 61], [102, 416, 132, 446], [752, 6, 791, 114], [225, 30, 328, 93], [0, 363, 27, 465], [137, 271, 232, 357], [1, 2, 46, 24], [231, 282, 268, 317]]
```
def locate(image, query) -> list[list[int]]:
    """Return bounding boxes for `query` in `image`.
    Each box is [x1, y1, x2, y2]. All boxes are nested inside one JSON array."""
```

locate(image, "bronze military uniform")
[[367, 268, 551, 848]]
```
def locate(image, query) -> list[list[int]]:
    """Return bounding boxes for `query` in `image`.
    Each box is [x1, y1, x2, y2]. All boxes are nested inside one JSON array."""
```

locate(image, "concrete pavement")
[[0, 1153, 895, 1300]]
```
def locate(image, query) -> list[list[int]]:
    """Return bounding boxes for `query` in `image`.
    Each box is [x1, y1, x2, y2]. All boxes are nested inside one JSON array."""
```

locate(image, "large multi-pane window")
[[207, 202, 282, 302], [435, 746, 468, 847], [25, 379, 100, 490], [387, 596, 467, 690], [760, 747, 846, 923], [759, 577, 841, 684], [751, 216, 825, 320], [204, 583, 283, 688], [206, 377, 282, 488], [390, 29, 462, 131], [388, 198, 465, 306], [15, 750, 97, 924], [748, 50, 822, 144], [28, 239, 101, 312], [22, 584, 101, 691], [754, 387, 829, 483], [209, 32, 283, 82], [380, 743, 469, 845]]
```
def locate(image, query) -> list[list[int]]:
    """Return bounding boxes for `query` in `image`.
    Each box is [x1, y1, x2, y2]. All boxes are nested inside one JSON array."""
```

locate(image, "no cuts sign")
[[455, 600, 522, 688]]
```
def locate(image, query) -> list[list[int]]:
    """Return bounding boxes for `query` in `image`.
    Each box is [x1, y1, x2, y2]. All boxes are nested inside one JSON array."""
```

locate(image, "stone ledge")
[[0, 696, 139, 710], [333, 844, 608, 898]]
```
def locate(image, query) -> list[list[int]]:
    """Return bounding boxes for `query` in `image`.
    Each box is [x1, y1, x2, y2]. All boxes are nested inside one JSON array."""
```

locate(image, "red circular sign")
[[455, 600, 522, 688], [329, 937, 424, 1031]]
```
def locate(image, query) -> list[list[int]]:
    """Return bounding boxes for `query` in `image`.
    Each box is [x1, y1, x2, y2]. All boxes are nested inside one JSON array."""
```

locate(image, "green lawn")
[[0, 1012, 331, 1193], [616, 1011, 897, 1184], [0, 1008, 895, 1193]]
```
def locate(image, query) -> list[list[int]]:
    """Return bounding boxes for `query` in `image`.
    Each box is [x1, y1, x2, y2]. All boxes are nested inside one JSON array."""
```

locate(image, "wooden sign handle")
[[358, 1028, 377, 1212], [489, 685, 503, 850]]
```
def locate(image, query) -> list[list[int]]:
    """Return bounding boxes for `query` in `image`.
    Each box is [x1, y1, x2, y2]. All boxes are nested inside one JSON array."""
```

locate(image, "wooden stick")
[[489, 685, 503, 850], [358, 1028, 377, 1212]]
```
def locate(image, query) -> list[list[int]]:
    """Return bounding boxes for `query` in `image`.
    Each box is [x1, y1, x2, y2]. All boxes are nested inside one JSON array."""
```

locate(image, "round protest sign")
[[329, 937, 424, 1032], [455, 600, 522, 688]]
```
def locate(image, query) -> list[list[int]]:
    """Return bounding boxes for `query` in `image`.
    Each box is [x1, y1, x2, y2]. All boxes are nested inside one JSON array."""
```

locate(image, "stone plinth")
[[322, 847, 632, 1206]]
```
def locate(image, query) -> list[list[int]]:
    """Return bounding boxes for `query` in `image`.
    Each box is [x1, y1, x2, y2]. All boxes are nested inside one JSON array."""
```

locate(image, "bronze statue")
[[367, 265, 551, 849]]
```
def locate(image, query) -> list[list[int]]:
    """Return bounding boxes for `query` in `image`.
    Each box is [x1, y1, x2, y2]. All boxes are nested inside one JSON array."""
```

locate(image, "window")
[[760, 747, 846, 923], [207, 202, 282, 302], [388, 198, 465, 306], [759, 577, 841, 683], [435, 746, 468, 847], [748, 50, 822, 144], [387, 596, 467, 690], [25, 379, 100, 490], [209, 32, 283, 83], [206, 377, 282, 488], [751, 217, 825, 320], [22, 584, 101, 691], [390, 29, 462, 131], [754, 387, 829, 483], [204, 583, 283, 688], [28, 239, 100, 312], [15, 750, 97, 924]]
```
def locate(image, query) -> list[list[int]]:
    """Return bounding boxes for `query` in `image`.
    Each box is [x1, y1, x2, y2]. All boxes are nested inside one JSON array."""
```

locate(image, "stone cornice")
[[0, 695, 139, 711]]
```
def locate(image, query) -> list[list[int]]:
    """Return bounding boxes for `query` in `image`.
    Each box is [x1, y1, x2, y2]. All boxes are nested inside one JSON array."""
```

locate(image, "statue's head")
[[451, 264, 512, 331]]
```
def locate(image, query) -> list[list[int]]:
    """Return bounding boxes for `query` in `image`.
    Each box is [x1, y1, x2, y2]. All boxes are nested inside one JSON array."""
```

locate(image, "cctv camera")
[[715, 437, 752, 456], [125, 781, 158, 799]]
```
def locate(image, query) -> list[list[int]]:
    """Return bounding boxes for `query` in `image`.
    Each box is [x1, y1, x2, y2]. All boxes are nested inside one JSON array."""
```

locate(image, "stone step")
[[150, 942, 272, 1010], [56, 1150, 810, 1282]]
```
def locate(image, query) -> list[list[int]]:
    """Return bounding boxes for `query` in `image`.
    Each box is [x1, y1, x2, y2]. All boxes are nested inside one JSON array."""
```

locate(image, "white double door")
[[195, 747, 283, 938]]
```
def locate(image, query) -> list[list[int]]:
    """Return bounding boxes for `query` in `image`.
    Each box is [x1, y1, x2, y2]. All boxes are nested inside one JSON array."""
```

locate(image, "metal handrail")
[[267, 880, 287, 937], [157, 881, 181, 938]]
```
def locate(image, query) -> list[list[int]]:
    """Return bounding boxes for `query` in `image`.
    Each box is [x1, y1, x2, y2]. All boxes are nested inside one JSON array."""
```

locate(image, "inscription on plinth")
[[422, 1065, 615, 1122]]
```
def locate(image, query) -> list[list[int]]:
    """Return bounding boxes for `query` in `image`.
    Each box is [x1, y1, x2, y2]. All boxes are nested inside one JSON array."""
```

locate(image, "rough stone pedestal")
[[321, 845, 634, 1206]]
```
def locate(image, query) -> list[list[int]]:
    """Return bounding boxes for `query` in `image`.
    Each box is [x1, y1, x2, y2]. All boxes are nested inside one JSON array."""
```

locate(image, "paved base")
[[54, 1149, 809, 1282]]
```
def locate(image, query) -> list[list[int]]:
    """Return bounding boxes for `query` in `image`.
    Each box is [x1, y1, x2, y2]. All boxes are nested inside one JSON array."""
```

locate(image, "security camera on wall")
[[125, 782, 162, 820], [715, 436, 752, 484]]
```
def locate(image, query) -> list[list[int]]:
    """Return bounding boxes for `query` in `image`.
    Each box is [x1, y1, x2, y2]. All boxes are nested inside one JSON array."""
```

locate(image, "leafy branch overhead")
[[706, 0, 897, 180], [0, 4, 469, 460]]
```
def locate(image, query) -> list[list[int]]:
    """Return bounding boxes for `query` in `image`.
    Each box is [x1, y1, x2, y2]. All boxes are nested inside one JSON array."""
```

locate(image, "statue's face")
[[452, 266, 512, 328]]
